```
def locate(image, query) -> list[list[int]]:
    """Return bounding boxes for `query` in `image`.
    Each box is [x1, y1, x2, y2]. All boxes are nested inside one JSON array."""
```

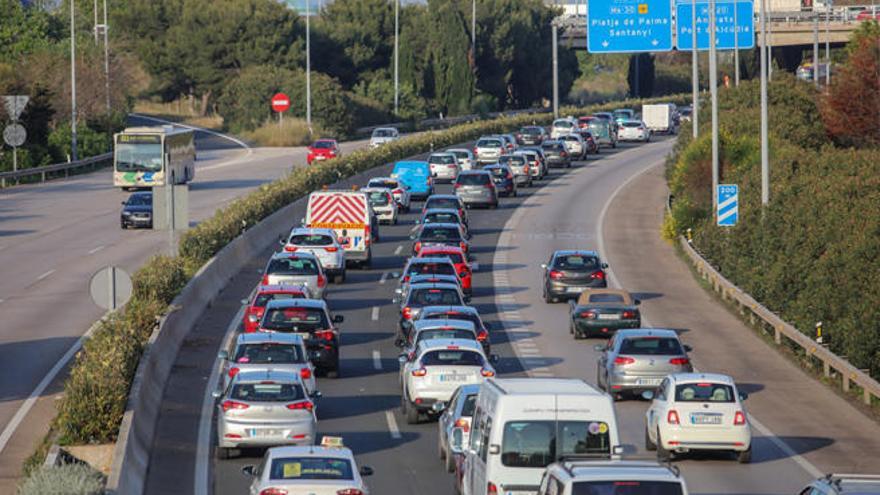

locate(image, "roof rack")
[[559, 456, 680, 479]]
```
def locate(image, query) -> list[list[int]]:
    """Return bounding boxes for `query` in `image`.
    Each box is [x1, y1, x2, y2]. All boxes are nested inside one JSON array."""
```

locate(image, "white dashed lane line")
[[394, 245, 403, 255], [372, 350, 382, 370], [385, 411, 402, 439], [371, 306, 380, 321], [379, 272, 389, 284], [36, 269, 55, 281], [87, 245, 106, 255]]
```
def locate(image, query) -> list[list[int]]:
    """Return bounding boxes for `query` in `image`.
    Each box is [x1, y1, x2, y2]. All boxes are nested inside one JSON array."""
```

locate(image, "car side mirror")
[[311, 390, 323, 399], [240, 298, 249, 305], [635, 299, 641, 305], [409, 234, 417, 240], [332, 315, 344, 324], [540, 263, 548, 270], [299, 218, 306, 226], [641, 390, 655, 400], [359, 466, 374, 477], [397, 355, 408, 364], [432, 402, 447, 413], [683, 344, 693, 353], [464, 295, 472, 303], [593, 344, 605, 352], [212, 390, 223, 399], [601, 262, 609, 269], [241, 465, 256, 477], [217, 350, 229, 360], [278, 239, 286, 246], [738, 392, 749, 401], [489, 354, 500, 364], [256, 269, 263, 274], [392, 297, 400, 304], [394, 288, 403, 295], [414, 220, 421, 224], [121, 201, 126, 205]]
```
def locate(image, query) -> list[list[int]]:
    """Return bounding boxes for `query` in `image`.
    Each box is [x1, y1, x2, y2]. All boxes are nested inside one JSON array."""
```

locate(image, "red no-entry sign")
[[271, 93, 291, 113]]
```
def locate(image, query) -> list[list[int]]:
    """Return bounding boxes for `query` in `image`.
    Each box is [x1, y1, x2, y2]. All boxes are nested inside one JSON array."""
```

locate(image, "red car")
[[241, 285, 308, 332], [306, 139, 340, 165], [416, 245, 473, 296], [857, 9, 880, 21]]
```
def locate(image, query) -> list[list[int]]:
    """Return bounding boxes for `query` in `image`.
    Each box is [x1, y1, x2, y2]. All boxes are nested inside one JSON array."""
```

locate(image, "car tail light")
[[411, 367, 427, 377], [622, 310, 636, 319], [560, 151, 568, 157], [580, 311, 597, 319], [473, 146, 478, 154], [414, 241, 422, 253], [300, 367, 312, 379], [591, 270, 606, 280], [454, 418, 470, 432], [549, 270, 564, 280], [260, 488, 288, 495], [402, 275, 410, 283], [221, 400, 249, 413], [337, 490, 364, 495], [286, 400, 314, 412], [228, 367, 240, 379], [667, 410, 680, 425], [734, 411, 747, 425], [283, 245, 297, 252], [315, 330, 335, 341], [488, 482, 499, 495], [325, 246, 338, 252], [459, 241, 467, 251], [317, 274, 326, 288], [481, 368, 495, 377], [402, 306, 413, 320], [669, 357, 690, 366], [614, 356, 635, 366], [454, 182, 462, 189], [224, 433, 242, 439], [261, 275, 270, 285]]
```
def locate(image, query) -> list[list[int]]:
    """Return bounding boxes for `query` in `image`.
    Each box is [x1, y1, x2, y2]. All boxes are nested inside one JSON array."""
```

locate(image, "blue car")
[[392, 160, 434, 200]]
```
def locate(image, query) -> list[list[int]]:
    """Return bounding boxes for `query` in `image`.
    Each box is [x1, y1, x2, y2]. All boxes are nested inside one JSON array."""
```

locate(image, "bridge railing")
[[0, 152, 113, 188]]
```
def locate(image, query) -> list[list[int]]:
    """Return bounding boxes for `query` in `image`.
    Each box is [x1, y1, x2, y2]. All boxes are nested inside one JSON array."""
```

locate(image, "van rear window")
[[500, 420, 610, 468], [571, 481, 684, 495]]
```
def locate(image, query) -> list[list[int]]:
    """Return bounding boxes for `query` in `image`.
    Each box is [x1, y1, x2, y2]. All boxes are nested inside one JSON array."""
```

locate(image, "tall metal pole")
[[93, 0, 98, 43], [813, 13, 819, 87], [552, 23, 559, 119], [734, 1, 740, 86], [394, 0, 399, 115], [103, 0, 110, 113], [709, 0, 719, 208], [70, 0, 79, 162], [825, 0, 831, 86], [306, 0, 312, 133], [472, 0, 476, 53], [760, 0, 769, 205], [767, 16, 773, 81], [692, 0, 699, 138]]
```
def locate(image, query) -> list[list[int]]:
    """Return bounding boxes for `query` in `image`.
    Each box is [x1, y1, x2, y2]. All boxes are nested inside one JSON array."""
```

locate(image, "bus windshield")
[[116, 143, 163, 173]]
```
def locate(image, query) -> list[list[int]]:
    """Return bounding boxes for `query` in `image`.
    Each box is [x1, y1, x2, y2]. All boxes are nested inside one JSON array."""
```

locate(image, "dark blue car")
[[120, 191, 153, 229]]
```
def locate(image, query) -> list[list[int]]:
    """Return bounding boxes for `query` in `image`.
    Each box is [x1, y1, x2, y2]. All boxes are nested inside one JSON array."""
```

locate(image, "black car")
[[516, 126, 549, 146], [258, 299, 344, 377], [541, 250, 608, 303], [540, 140, 571, 168], [120, 191, 153, 229]]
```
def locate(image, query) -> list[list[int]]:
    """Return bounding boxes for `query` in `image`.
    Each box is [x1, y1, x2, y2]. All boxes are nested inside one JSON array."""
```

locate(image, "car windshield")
[[369, 179, 398, 189], [288, 234, 334, 246], [421, 227, 462, 242], [267, 257, 319, 276], [416, 329, 475, 344], [500, 420, 611, 468], [421, 349, 483, 366], [619, 337, 683, 355], [589, 293, 626, 303], [426, 212, 459, 224], [254, 292, 305, 307], [461, 393, 478, 416], [571, 481, 684, 495], [477, 139, 503, 148], [116, 142, 163, 173], [429, 154, 456, 165], [312, 140, 335, 149], [499, 156, 526, 166], [395, 164, 428, 176], [622, 122, 642, 128], [407, 262, 456, 276], [520, 127, 543, 135], [486, 167, 508, 176], [426, 313, 480, 330], [367, 191, 390, 206], [126, 194, 152, 206], [229, 382, 305, 402], [233, 343, 305, 364], [560, 135, 579, 142], [457, 173, 491, 186], [427, 252, 464, 264], [426, 198, 459, 210], [261, 307, 329, 332], [554, 255, 599, 271], [553, 120, 574, 129], [675, 383, 735, 402], [410, 288, 462, 306], [372, 129, 396, 138], [270, 457, 353, 481], [542, 142, 564, 151]]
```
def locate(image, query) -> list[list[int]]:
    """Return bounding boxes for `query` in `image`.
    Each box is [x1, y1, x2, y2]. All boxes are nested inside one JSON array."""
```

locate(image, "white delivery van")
[[462, 378, 621, 495], [305, 190, 373, 268], [641, 103, 679, 134]]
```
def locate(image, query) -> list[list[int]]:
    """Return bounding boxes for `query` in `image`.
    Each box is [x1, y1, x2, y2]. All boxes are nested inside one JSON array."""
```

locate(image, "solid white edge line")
[[372, 350, 382, 371], [194, 304, 246, 495], [593, 144, 824, 479], [130, 113, 251, 150], [385, 410, 402, 439], [36, 269, 55, 281], [87, 245, 106, 255], [371, 306, 380, 321]]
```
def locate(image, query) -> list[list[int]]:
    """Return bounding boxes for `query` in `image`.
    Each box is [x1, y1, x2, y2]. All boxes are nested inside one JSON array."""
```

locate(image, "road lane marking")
[[36, 269, 55, 281], [394, 245, 403, 255], [371, 306, 380, 321], [379, 272, 389, 284], [385, 411, 402, 439], [373, 350, 382, 370], [749, 415, 823, 478], [87, 245, 105, 255]]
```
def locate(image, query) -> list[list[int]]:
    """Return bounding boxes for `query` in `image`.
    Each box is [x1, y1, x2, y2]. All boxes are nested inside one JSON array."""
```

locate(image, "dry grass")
[[132, 99, 224, 130], [568, 72, 628, 105], [241, 118, 326, 147]]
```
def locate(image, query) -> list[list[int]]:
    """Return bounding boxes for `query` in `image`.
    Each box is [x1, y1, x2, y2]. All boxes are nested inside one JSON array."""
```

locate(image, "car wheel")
[[737, 446, 752, 464], [405, 401, 420, 425], [121, 222, 127, 229], [512, 189, 517, 197], [612, 142, 618, 149], [656, 430, 673, 461], [215, 447, 231, 460], [645, 426, 657, 451]]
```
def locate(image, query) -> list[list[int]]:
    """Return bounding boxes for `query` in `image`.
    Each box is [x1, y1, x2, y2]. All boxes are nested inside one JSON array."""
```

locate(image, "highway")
[[0, 117, 367, 488], [144, 137, 880, 495]]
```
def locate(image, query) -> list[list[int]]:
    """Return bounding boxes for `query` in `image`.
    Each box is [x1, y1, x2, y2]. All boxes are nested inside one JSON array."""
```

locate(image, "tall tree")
[[427, 0, 474, 114], [320, 0, 394, 84]]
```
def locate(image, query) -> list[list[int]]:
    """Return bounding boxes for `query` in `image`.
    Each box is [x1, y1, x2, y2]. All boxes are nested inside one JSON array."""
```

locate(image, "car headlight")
[[122, 211, 132, 216]]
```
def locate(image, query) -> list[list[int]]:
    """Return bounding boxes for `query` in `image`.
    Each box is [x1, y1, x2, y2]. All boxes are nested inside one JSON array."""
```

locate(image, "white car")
[[539, 460, 690, 495], [474, 136, 506, 164], [283, 227, 345, 283], [428, 152, 460, 182], [550, 117, 578, 139], [559, 133, 586, 159], [399, 338, 495, 425], [446, 148, 475, 171], [618, 120, 652, 142], [218, 333, 316, 394], [369, 126, 399, 148], [242, 439, 374, 495], [362, 187, 399, 225], [367, 176, 411, 212], [644, 372, 752, 463]]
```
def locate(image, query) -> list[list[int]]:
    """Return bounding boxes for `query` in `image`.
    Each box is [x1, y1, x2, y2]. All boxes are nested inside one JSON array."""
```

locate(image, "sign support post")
[[709, 0, 719, 209], [692, 0, 699, 138]]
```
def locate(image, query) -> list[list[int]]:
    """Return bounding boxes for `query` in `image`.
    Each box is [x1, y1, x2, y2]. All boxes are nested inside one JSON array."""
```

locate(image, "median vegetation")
[[665, 23, 880, 381]]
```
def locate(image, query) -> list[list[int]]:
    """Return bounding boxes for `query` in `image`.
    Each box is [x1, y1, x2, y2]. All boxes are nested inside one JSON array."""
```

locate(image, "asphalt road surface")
[[144, 136, 880, 495], [0, 116, 367, 489]]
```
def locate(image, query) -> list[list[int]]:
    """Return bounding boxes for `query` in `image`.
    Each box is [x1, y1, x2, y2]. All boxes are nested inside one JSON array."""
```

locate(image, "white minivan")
[[462, 378, 621, 495]]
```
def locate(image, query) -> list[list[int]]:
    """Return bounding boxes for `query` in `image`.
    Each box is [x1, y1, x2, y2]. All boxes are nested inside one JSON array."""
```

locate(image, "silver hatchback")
[[454, 170, 498, 209], [596, 328, 694, 399], [474, 137, 505, 164], [218, 333, 316, 394], [262, 251, 327, 299]]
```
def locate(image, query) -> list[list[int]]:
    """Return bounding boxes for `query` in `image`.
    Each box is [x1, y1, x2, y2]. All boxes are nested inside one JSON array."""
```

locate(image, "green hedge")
[[666, 76, 880, 380], [51, 95, 686, 446]]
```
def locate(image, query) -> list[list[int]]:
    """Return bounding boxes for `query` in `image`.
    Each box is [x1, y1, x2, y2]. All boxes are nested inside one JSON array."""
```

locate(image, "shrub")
[[47, 124, 110, 162], [18, 463, 105, 495]]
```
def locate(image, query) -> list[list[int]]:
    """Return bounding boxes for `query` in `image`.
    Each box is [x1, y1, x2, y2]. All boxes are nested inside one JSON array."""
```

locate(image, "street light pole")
[[394, 0, 399, 115], [825, 0, 831, 86], [103, 0, 110, 113], [93, 0, 98, 43], [813, 13, 819, 88], [552, 22, 559, 119], [70, 0, 78, 162], [734, 0, 740, 86], [692, 0, 699, 138], [306, 0, 312, 133], [709, 0, 719, 208], [760, 0, 769, 205], [472, 0, 476, 53]]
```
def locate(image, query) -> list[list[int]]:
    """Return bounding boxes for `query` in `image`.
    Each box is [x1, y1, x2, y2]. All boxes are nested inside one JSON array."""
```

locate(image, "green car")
[[569, 289, 641, 339]]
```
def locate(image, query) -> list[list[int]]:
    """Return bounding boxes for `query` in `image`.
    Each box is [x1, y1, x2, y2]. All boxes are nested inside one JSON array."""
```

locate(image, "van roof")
[[488, 378, 603, 396]]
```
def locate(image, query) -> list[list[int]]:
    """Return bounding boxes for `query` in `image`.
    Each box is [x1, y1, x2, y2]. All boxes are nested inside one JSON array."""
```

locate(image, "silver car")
[[474, 136, 506, 164], [399, 318, 478, 355], [446, 148, 475, 171], [370, 126, 399, 148], [262, 251, 327, 299], [454, 170, 498, 209], [282, 227, 345, 283], [219, 333, 316, 394], [559, 133, 587, 159], [498, 154, 532, 188], [437, 383, 480, 473], [595, 328, 694, 399], [428, 152, 460, 183], [213, 369, 319, 458]]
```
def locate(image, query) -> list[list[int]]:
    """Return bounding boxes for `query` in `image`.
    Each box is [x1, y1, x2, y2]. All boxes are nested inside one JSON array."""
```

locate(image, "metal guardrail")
[[354, 107, 550, 136], [0, 152, 112, 188], [679, 235, 880, 407]]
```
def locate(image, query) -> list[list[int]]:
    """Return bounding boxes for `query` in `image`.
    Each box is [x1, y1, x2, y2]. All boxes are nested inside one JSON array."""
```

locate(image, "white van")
[[462, 378, 621, 495]]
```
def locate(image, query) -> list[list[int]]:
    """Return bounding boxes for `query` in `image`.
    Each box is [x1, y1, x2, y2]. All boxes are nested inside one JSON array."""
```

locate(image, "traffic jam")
[[212, 106, 754, 495]]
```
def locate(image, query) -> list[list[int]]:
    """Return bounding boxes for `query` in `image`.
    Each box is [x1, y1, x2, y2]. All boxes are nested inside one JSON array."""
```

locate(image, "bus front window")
[[116, 143, 163, 173]]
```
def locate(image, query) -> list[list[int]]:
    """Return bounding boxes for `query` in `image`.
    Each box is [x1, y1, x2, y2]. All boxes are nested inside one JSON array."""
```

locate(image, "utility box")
[[152, 184, 189, 231]]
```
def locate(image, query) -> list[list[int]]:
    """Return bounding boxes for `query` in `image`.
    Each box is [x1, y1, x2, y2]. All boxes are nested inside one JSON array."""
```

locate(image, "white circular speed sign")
[[3, 123, 26, 147]]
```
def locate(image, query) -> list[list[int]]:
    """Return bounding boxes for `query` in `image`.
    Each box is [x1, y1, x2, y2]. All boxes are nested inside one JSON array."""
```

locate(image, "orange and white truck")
[[305, 190, 373, 267]]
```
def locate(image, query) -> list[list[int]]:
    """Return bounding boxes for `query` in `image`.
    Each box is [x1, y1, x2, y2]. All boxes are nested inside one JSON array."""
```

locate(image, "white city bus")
[[113, 126, 195, 189]]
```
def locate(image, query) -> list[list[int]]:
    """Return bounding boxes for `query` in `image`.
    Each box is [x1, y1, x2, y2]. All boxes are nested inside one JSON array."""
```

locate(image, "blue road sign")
[[676, 0, 755, 50], [717, 184, 739, 226], [587, 0, 674, 53]]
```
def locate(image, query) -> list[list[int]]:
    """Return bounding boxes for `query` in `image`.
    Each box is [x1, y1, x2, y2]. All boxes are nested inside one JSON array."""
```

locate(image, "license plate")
[[315, 156, 326, 161], [566, 287, 583, 293], [691, 413, 723, 425], [636, 378, 663, 386], [598, 314, 621, 320], [506, 491, 537, 495], [248, 428, 283, 437], [492, 178, 504, 183], [440, 374, 468, 382]]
